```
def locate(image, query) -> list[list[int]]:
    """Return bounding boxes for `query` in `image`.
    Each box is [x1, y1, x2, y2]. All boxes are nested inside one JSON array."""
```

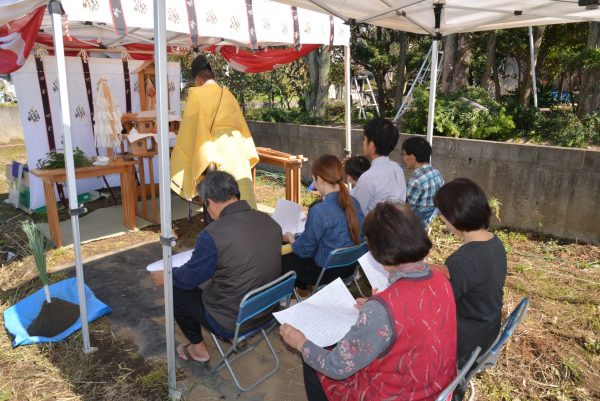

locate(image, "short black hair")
[[363, 202, 432, 266], [363, 118, 399, 156], [198, 171, 240, 204], [344, 156, 371, 181], [401, 136, 432, 163], [191, 54, 214, 81], [433, 178, 492, 232]]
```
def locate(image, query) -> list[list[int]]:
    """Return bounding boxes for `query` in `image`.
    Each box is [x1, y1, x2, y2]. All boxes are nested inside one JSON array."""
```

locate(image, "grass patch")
[[135, 364, 168, 394], [582, 337, 600, 356]]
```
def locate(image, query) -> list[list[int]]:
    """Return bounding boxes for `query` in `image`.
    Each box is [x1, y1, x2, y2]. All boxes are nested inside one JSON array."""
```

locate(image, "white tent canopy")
[[275, 0, 600, 36], [277, 0, 600, 145]]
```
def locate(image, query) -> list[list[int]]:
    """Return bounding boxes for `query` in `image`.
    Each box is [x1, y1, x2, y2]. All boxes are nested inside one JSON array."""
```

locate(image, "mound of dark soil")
[[28, 297, 80, 337]]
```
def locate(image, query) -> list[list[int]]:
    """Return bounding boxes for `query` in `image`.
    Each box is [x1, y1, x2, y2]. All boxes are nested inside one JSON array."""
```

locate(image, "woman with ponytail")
[[282, 154, 364, 294]]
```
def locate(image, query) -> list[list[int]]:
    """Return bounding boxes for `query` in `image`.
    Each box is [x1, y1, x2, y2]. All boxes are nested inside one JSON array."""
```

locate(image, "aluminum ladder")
[[393, 44, 443, 123], [352, 75, 380, 119]]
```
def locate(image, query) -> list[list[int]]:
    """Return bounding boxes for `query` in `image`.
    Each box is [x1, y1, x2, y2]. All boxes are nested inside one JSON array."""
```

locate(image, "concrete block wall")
[[0, 105, 24, 143], [248, 121, 600, 244]]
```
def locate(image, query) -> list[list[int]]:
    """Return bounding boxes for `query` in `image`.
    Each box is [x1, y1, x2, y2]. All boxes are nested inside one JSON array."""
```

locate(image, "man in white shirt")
[[352, 118, 406, 215]]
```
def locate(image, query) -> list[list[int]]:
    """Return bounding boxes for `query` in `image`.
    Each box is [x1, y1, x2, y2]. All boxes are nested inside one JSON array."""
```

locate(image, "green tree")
[[351, 24, 400, 114], [305, 46, 331, 117], [268, 60, 306, 110], [578, 22, 600, 117]]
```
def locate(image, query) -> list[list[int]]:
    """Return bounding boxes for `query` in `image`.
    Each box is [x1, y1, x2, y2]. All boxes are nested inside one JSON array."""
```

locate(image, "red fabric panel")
[[206, 44, 320, 73], [36, 33, 100, 49], [0, 6, 45, 73]]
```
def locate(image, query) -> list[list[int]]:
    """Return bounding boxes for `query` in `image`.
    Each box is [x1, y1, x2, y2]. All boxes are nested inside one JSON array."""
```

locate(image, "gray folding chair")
[[209, 271, 298, 391], [435, 347, 481, 401], [464, 297, 530, 401], [312, 242, 369, 296]]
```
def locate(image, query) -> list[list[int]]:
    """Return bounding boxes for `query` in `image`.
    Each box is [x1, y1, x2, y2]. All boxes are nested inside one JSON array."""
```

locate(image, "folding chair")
[[464, 297, 530, 401], [435, 346, 481, 401], [415, 207, 438, 228], [312, 242, 369, 296], [210, 271, 298, 392], [424, 208, 439, 235]]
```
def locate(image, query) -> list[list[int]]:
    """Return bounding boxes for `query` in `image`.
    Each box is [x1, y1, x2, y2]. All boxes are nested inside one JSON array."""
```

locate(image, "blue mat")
[[3, 278, 111, 347]]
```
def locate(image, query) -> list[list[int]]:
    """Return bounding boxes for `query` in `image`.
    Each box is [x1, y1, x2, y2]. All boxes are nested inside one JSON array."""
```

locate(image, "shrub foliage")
[[400, 87, 515, 140]]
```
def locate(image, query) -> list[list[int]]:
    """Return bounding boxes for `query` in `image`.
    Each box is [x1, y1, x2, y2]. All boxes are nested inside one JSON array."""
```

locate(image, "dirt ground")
[[1, 142, 599, 400]]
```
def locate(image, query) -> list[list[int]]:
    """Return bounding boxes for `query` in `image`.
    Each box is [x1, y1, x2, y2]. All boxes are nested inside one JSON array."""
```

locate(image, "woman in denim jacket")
[[282, 154, 364, 294]]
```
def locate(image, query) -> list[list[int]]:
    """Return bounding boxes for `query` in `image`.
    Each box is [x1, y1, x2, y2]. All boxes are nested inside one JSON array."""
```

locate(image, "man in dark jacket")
[[152, 171, 282, 363]]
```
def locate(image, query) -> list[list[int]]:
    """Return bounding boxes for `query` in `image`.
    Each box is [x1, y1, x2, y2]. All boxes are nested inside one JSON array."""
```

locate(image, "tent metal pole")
[[48, 0, 95, 354], [344, 45, 352, 156], [426, 39, 439, 147], [152, 0, 178, 398], [528, 26, 538, 108]]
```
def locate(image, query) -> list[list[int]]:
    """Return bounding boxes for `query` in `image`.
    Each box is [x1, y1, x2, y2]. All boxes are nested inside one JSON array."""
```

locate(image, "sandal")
[[177, 343, 210, 365]]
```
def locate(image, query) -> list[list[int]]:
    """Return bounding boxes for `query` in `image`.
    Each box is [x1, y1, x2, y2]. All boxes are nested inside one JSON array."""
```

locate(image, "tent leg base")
[[83, 346, 98, 355]]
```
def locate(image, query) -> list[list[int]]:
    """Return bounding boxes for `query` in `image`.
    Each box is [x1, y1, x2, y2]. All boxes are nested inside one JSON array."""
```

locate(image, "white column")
[[153, 0, 178, 397], [48, 0, 94, 354]]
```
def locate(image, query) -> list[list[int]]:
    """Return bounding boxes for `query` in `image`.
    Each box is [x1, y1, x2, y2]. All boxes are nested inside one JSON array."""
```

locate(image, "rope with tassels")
[[77, 49, 89, 63], [34, 47, 49, 58], [121, 50, 133, 62]]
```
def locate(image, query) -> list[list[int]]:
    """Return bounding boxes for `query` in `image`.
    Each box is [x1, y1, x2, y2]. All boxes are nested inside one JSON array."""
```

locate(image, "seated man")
[[401, 136, 444, 226], [352, 118, 406, 215], [152, 171, 282, 363]]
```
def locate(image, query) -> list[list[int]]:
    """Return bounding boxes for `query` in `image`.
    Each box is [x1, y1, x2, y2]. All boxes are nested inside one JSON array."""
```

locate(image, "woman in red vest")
[[280, 202, 457, 401]]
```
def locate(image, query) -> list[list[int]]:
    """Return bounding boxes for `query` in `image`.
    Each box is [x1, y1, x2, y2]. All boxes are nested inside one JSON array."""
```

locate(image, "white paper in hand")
[[271, 199, 306, 235], [358, 251, 389, 291], [146, 249, 193, 272], [273, 278, 359, 347]]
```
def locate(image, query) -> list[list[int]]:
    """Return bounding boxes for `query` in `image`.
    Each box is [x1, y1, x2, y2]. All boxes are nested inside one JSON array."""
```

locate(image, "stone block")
[[535, 145, 584, 169], [431, 137, 456, 157], [582, 150, 600, 173], [492, 142, 538, 165], [451, 138, 495, 161]]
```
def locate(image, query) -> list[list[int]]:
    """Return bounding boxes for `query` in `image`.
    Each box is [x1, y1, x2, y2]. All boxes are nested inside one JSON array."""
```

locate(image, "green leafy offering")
[[21, 220, 51, 303], [36, 148, 93, 169]]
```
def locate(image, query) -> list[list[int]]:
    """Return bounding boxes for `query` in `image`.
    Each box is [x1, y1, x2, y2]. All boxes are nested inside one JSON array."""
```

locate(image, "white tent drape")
[[25, 0, 350, 49]]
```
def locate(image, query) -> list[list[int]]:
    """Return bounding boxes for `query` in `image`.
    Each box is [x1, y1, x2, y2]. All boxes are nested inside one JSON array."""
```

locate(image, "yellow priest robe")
[[170, 83, 258, 209]]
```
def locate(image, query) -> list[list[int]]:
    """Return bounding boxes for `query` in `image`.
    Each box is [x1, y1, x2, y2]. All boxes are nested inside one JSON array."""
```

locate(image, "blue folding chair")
[[415, 206, 438, 229], [312, 242, 369, 296], [210, 271, 298, 392], [464, 297, 530, 401], [435, 347, 481, 401]]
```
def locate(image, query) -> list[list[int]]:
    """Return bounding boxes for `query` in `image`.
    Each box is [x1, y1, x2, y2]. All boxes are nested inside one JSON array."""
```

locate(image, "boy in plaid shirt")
[[401, 136, 444, 226]]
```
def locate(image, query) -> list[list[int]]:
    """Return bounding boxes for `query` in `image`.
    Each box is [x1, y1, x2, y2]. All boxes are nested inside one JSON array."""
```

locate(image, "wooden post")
[[42, 181, 62, 247], [256, 147, 307, 204]]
